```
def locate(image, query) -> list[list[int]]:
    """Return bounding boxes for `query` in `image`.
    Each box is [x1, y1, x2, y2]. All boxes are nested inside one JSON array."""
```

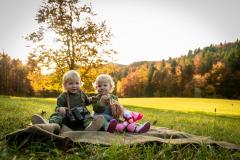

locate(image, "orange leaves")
[[211, 61, 226, 73], [193, 52, 203, 74], [120, 65, 148, 97]]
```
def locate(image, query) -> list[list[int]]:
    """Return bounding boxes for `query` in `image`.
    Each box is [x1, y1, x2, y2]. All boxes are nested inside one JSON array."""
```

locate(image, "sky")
[[0, 0, 240, 65]]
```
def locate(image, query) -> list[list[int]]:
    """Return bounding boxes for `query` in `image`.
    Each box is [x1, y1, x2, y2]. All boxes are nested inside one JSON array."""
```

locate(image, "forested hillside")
[[0, 53, 34, 96], [1, 40, 240, 98], [111, 40, 240, 99]]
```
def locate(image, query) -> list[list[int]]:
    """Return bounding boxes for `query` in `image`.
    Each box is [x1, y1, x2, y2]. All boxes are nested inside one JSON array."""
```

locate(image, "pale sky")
[[0, 0, 240, 65]]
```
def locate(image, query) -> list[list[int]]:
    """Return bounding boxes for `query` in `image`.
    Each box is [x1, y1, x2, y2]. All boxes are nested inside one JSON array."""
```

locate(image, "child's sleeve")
[[55, 93, 67, 112], [81, 91, 91, 106]]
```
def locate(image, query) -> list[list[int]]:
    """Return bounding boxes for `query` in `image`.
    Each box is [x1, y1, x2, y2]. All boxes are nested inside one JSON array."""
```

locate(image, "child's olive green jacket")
[[92, 94, 118, 114], [55, 91, 91, 113]]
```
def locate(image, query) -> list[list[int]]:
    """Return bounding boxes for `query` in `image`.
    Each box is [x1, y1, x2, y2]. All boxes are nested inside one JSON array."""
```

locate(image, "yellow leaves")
[[116, 81, 122, 97], [212, 61, 225, 73], [120, 65, 148, 97], [27, 72, 43, 92], [175, 66, 182, 85], [192, 74, 206, 88], [207, 61, 228, 86], [175, 66, 182, 76], [186, 74, 206, 88], [77, 63, 115, 93], [27, 71, 62, 93], [193, 52, 203, 74], [164, 63, 171, 71]]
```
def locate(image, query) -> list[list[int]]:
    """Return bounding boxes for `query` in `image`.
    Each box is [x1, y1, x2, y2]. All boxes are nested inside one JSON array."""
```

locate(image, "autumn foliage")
[[111, 40, 240, 99], [1, 40, 240, 98]]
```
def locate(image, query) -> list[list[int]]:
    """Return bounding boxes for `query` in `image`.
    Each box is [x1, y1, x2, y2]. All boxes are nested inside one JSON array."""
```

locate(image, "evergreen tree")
[[171, 59, 177, 74], [202, 51, 213, 74], [160, 59, 165, 71], [145, 63, 156, 97]]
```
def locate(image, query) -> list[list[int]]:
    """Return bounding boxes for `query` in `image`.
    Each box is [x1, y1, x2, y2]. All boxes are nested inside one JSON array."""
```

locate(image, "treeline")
[[1, 40, 240, 98], [0, 52, 62, 97], [0, 53, 33, 96], [111, 40, 240, 99]]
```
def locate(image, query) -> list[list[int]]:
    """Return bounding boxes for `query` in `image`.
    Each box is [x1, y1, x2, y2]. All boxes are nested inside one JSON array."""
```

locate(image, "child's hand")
[[59, 107, 67, 116], [109, 99, 114, 110], [88, 97, 93, 103], [100, 95, 109, 105]]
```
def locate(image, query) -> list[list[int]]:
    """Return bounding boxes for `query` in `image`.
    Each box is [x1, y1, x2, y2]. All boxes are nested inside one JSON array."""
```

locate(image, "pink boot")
[[116, 123, 126, 132], [127, 123, 135, 132]]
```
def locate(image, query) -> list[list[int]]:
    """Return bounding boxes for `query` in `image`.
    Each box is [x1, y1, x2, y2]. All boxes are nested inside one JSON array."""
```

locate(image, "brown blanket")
[[5, 124, 239, 150]]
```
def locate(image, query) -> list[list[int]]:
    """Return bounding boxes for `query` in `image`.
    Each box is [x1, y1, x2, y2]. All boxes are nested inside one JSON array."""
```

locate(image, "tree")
[[184, 55, 193, 84], [145, 63, 156, 97], [205, 61, 228, 98], [170, 59, 177, 74], [193, 52, 203, 74], [0, 52, 33, 96], [116, 80, 122, 97], [178, 57, 186, 95], [227, 44, 240, 71], [151, 70, 161, 95], [26, 0, 116, 91], [174, 65, 183, 96], [121, 65, 148, 97], [0, 52, 11, 95], [160, 59, 165, 71], [202, 50, 213, 74]]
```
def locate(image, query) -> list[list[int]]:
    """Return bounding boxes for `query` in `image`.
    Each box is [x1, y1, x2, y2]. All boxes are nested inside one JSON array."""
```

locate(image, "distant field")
[[119, 97, 240, 116]]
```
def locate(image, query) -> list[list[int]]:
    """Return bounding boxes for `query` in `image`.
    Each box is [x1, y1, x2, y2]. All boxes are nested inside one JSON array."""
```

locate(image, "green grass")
[[119, 97, 240, 116], [119, 98, 240, 146], [0, 95, 240, 159]]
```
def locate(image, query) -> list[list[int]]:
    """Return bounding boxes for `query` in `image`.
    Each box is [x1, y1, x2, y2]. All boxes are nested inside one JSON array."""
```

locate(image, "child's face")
[[65, 78, 80, 94], [97, 81, 112, 95]]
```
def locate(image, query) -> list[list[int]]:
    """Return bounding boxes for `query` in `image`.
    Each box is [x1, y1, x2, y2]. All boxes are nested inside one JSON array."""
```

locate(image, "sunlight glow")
[[41, 66, 55, 75], [43, 31, 61, 51]]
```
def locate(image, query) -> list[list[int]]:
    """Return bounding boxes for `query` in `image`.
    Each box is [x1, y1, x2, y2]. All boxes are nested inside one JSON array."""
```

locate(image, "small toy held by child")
[[109, 99, 150, 133]]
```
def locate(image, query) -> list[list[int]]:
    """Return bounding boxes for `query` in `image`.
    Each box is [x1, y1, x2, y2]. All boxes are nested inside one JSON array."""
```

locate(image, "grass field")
[[120, 98, 240, 146], [120, 97, 240, 116], [0, 95, 240, 159]]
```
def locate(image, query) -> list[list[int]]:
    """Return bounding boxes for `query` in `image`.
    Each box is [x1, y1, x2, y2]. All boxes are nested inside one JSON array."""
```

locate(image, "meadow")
[[0, 95, 240, 159]]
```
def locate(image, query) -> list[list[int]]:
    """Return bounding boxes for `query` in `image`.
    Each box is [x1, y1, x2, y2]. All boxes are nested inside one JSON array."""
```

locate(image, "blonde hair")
[[93, 74, 115, 93], [62, 70, 84, 92]]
